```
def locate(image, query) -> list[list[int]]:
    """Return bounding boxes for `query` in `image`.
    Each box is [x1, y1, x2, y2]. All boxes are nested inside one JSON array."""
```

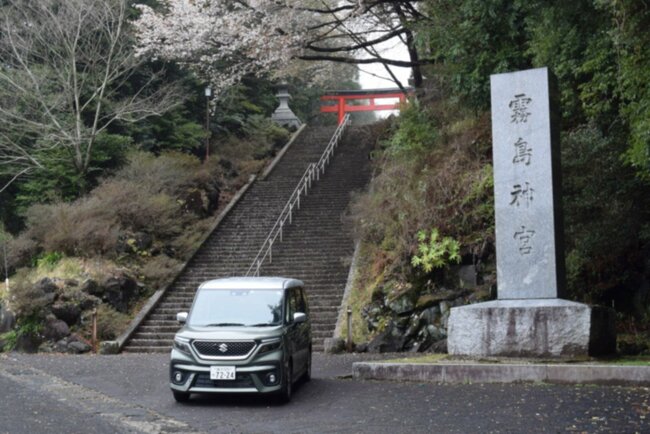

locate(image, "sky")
[[355, 40, 411, 117], [357, 40, 411, 90]]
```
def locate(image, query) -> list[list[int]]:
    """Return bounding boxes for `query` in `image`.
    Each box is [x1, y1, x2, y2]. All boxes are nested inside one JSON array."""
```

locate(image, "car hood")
[[176, 325, 283, 341]]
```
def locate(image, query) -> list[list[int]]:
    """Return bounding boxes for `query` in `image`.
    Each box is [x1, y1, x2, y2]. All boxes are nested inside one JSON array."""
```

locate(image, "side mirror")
[[176, 312, 188, 324], [293, 312, 307, 324]]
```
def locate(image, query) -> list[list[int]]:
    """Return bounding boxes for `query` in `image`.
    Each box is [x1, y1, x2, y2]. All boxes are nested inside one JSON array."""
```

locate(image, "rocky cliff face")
[[1, 274, 143, 354], [357, 260, 496, 354]]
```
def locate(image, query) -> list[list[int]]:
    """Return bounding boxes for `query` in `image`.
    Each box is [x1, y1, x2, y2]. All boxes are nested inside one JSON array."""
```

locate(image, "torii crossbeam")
[[320, 88, 414, 125]]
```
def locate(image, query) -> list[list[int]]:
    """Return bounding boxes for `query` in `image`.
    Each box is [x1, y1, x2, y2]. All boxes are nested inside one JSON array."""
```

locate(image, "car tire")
[[172, 390, 190, 403], [279, 360, 292, 403]]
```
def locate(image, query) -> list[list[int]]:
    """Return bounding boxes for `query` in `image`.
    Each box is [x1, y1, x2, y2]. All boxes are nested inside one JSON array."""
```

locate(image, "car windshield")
[[188, 288, 284, 327]]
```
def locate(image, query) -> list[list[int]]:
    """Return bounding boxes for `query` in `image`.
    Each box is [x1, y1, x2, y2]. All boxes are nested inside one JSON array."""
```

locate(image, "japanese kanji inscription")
[[490, 67, 566, 299]]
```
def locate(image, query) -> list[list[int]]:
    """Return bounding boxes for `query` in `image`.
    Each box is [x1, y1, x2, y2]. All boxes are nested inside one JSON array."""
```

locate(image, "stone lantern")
[[271, 84, 302, 129]]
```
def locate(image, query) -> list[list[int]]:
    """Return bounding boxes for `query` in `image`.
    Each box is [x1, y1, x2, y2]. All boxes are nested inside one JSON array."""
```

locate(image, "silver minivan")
[[169, 277, 311, 403]]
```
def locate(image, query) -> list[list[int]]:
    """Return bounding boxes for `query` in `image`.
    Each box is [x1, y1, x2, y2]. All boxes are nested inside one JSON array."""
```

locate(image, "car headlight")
[[173, 336, 192, 355], [257, 338, 282, 355]]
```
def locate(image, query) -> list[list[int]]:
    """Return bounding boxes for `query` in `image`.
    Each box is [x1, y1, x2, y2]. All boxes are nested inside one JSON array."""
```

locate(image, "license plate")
[[210, 366, 236, 380]]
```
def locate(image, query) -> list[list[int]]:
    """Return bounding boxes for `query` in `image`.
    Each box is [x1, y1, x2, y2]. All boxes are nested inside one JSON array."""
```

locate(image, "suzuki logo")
[[218, 343, 228, 353]]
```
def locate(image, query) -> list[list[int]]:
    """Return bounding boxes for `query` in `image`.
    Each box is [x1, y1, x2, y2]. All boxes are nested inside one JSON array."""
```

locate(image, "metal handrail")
[[246, 114, 351, 276]]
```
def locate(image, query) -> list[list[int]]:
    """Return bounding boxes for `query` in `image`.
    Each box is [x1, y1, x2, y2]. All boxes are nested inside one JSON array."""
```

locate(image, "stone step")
[[124, 125, 372, 353]]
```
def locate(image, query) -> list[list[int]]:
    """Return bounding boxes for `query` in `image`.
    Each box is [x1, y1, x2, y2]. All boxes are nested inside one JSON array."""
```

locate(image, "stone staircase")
[[122, 125, 373, 353]]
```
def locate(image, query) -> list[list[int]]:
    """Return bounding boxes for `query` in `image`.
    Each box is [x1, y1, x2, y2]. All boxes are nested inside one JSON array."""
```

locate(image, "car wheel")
[[172, 390, 190, 403], [279, 360, 292, 403], [304, 350, 312, 382]]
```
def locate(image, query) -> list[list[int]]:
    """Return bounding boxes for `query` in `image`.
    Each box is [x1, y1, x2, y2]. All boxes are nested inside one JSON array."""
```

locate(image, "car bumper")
[[169, 348, 284, 394]]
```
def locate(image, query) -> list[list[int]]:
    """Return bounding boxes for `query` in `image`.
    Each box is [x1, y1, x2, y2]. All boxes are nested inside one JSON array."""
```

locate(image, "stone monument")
[[271, 84, 302, 129], [447, 67, 616, 358]]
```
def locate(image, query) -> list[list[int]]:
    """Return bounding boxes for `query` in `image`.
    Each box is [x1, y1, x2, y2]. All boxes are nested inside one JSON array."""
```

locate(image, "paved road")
[[1, 352, 648, 433]]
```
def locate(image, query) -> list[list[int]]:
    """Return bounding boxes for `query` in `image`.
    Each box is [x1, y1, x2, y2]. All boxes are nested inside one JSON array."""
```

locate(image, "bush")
[[140, 254, 183, 290], [24, 200, 120, 256], [244, 115, 290, 149], [113, 151, 213, 196], [1, 318, 43, 352], [18, 150, 224, 258], [92, 180, 183, 238], [385, 101, 438, 155], [6, 270, 52, 320], [350, 109, 493, 281], [95, 304, 129, 340], [411, 229, 461, 273], [5, 234, 39, 273]]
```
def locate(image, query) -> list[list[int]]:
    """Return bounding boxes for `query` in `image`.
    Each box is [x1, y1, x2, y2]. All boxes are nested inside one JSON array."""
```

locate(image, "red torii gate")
[[320, 88, 414, 125]]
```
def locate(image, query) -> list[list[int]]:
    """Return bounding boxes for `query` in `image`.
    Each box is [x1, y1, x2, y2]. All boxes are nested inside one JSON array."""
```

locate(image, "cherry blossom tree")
[[133, 1, 431, 93]]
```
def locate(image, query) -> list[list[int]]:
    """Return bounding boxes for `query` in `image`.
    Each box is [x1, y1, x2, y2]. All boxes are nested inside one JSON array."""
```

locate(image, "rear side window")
[[286, 289, 298, 323], [297, 288, 308, 314], [286, 287, 311, 322]]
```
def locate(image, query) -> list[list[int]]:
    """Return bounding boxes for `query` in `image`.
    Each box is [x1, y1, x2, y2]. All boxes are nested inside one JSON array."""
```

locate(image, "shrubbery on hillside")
[[8, 151, 221, 264], [345, 103, 496, 349], [0, 128, 287, 352]]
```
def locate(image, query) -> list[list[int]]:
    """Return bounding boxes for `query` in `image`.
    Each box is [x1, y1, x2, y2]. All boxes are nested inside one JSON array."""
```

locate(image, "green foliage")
[[420, 0, 650, 179], [609, 0, 650, 180], [13, 133, 131, 214], [411, 229, 461, 273], [386, 101, 438, 155], [421, 0, 532, 108], [0, 330, 17, 352], [350, 110, 493, 286], [1, 317, 43, 352], [561, 125, 649, 302], [135, 108, 206, 153], [212, 79, 277, 135], [244, 115, 290, 149], [34, 252, 64, 270]]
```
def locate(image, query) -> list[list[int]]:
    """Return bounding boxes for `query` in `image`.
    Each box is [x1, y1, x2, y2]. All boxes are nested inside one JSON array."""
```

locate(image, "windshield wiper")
[[248, 323, 278, 327], [203, 322, 245, 327]]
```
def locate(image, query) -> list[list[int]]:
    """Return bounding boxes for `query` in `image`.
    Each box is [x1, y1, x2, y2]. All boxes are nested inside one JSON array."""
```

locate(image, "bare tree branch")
[[0, 0, 183, 190]]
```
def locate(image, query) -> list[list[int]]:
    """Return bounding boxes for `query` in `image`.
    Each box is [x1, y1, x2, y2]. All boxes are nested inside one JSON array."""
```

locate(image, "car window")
[[296, 288, 307, 313], [188, 288, 284, 326], [286, 289, 298, 323]]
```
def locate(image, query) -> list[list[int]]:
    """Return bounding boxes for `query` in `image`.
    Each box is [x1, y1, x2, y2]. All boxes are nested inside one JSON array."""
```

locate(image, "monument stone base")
[[447, 299, 616, 358]]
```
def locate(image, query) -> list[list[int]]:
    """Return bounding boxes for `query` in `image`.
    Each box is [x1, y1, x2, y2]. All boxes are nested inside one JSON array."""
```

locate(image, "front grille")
[[192, 340, 256, 358], [194, 372, 255, 389]]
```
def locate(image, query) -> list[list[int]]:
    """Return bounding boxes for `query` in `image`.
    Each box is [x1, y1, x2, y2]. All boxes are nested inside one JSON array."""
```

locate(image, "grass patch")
[[378, 354, 450, 364], [595, 356, 650, 366], [23, 257, 119, 283]]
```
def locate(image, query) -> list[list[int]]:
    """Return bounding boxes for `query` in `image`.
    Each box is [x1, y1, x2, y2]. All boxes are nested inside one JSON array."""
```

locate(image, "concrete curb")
[[353, 361, 650, 387]]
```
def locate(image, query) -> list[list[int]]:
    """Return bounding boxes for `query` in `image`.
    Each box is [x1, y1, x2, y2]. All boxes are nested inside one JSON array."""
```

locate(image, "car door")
[[285, 288, 302, 373], [294, 288, 310, 374], [290, 287, 311, 375]]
